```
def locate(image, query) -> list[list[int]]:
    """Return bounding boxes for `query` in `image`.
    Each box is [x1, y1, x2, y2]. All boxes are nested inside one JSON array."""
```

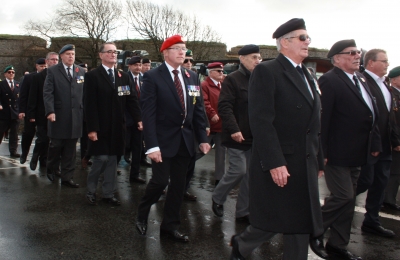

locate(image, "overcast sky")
[[2, 0, 400, 71]]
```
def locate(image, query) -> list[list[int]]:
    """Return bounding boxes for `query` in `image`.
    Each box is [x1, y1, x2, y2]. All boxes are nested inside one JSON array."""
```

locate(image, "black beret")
[[388, 66, 400, 79], [59, 44, 75, 55], [78, 63, 87, 68], [36, 58, 46, 65], [238, 44, 260, 55], [272, 18, 306, 39], [141, 58, 150, 64], [327, 39, 357, 58], [128, 56, 141, 65]]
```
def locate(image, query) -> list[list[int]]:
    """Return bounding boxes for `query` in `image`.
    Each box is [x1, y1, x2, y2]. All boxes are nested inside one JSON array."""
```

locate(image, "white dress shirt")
[[365, 69, 391, 111]]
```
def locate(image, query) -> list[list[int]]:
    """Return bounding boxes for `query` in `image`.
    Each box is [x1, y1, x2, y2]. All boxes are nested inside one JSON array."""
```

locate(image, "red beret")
[[207, 62, 224, 69], [160, 35, 185, 52]]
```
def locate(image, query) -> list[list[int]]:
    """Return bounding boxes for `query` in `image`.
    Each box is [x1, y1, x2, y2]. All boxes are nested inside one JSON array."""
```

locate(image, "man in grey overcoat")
[[230, 18, 324, 260], [43, 44, 85, 187]]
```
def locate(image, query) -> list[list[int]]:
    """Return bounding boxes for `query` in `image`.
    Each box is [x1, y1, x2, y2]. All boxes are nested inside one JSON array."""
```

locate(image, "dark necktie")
[[67, 67, 72, 82], [134, 77, 140, 98], [353, 75, 362, 95], [296, 66, 306, 83], [217, 82, 221, 89], [108, 68, 115, 85], [172, 70, 185, 112], [10, 81, 14, 92]]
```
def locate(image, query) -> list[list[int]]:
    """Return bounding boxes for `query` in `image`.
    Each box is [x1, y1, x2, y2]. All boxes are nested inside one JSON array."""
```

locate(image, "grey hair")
[[276, 31, 296, 51], [46, 52, 58, 59]]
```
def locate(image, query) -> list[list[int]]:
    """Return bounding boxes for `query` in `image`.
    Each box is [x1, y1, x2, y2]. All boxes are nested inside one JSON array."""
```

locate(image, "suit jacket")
[[201, 76, 222, 132], [43, 63, 85, 139], [319, 66, 381, 167], [18, 71, 36, 114], [0, 80, 20, 120], [84, 66, 141, 156], [390, 87, 400, 173], [248, 53, 323, 236], [140, 62, 208, 157], [27, 69, 47, 126], [363, 71, 400, 157]]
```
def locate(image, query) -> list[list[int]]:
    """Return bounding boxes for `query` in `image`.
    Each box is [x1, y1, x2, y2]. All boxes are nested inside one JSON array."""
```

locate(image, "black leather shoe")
[[230, 234, 245, 260], [383, 202, 400, 211], [235, 215, 250, 224], [10, 153, 21, 158], [160, 229, 189, 242], [86, 192, 97, 205], [47, 169, 55, 182], [325, 243, 362, 260], [102, 196, 121, 206], [61, 180, 79, 188], [136, 221, 147, 235], [30, 153, 39, 170], [20, 153, 27, 164], [184, 192, 197, 201], [55, 169, 61, 177], [309, 236, 328, 259], [212, 199, 224, 217], [129, 176, 146, 184], [361, 224, 395, 238]]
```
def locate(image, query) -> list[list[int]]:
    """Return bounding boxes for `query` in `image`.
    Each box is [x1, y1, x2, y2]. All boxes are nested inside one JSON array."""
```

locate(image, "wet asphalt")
[[0, 138, 399, 260]]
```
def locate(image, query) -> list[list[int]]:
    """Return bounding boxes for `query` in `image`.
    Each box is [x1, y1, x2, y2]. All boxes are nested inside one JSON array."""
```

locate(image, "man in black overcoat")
[[135, 35, 210, 242], [27, 52, 60, 170], [356, 49, 400, 237], [311, 40, 381, 260], [84, 42, 142, 205], [18, 58, 47, 164], [230, 18, 324, 260]]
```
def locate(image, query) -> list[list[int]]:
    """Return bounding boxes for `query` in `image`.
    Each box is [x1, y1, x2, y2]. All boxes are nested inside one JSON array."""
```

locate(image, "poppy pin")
[[75, 67, 79, 73], [185, 69, 190, 78]]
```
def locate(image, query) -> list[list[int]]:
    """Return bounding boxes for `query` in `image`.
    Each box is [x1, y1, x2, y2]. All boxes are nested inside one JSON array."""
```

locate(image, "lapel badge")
[[360, 77, 365, 83], [118, 71, 122, 78], [185, 69, 190, 78], [75, 67, 79, 73]]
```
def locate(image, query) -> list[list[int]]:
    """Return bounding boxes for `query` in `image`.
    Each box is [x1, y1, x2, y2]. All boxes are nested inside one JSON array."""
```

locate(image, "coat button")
[[181, 126, 184, 128], [306, 153, 310, 159], [318, 132, 321, 136], [307, 129, 310, 134], [297, 104, 302, 109]]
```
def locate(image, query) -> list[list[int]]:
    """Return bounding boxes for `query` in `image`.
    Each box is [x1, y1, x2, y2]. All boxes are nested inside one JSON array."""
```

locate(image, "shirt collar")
[[210, 77, 220, 86], [165, 61, 181, 73], [63, 63, 73, 70], [102, 64, 113, 72], [284, 55, 301, 68], [365, 69, 385, 83]]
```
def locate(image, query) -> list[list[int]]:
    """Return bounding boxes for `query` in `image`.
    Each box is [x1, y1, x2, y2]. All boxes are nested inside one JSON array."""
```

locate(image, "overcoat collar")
[[57, 63, 76, 83]]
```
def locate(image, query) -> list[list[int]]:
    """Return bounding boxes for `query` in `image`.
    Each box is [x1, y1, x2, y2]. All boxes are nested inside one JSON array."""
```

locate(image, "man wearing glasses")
[[84, 42, 142, 206], [135, 35, 210, 242], [0, 65, 20, 157], [202, 62, 226, 187], [43, 44, 86, 188], [356, 49, 399, 238], [230, 18, 324, 260], [311, 40, 380, 260], [182, 49, 194, 70]]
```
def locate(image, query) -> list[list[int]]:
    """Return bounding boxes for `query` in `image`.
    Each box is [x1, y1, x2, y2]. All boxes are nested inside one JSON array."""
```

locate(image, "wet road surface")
[[0, 139, 400, 259]]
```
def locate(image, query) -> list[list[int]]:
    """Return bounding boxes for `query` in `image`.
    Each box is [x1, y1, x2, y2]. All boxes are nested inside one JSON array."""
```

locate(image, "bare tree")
[[25, 0, 122, 67], [125, 0, 222, 61]]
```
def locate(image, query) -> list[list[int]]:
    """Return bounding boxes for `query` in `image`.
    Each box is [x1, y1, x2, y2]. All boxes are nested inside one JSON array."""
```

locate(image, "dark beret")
[[185, 49, 193, 57], [160, 35, 185, 52], [59, 44, 75, 55], [389, 66, 400, 79], [128, 56, 141, 65], [207, 62, 224, 69], [141, 58, 150, 64], [3, 65, 14, 73], [272, 18, 306, 39], [238, 44, 260, 55], [36, 58, 46, 65], [78, 63, 87, 68], [327, 39, 357, 58]]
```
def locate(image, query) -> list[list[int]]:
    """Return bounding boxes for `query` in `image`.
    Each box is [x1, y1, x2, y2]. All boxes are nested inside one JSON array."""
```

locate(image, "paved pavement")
[[0, 138, 399, 259]]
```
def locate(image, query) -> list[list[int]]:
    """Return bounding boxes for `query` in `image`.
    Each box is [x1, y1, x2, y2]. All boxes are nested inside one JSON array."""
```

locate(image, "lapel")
[[277, 54, 313, 107], [1, 80, 12, 95], [334, 67, 366, 104], [98, 65, 115, 89], [363, 71, 386, 105], [57, 63, 71, 83], [181, 67, 192, 109], [158, 62, 183, 109]]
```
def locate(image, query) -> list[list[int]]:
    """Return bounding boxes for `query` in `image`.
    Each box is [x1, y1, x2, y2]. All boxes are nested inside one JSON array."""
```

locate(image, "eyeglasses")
[[337, 50, 361, 56], [286, 34, 311, 42], [211, 70, 223, 73], [7, 71, 15, 74], [375, 60, 390, 65], [167, 47, 187, 52], [101, 50, 119, 54], [184, 59, 194, 63], [48, 58, 59, 61]]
